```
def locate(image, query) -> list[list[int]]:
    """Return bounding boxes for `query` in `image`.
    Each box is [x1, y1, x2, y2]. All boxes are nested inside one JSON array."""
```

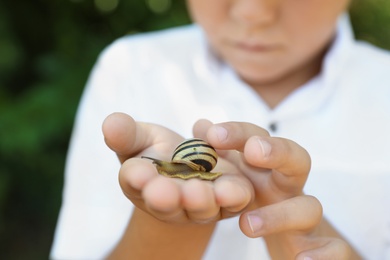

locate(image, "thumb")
[[102, 112, 137, 163]]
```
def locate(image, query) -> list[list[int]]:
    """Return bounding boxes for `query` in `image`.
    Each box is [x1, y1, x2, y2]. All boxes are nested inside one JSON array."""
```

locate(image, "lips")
[[235, 41, 279, 52]]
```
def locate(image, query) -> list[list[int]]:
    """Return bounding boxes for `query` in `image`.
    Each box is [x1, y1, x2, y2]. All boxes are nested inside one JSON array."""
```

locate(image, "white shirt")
[[51, 14, 390, 259]]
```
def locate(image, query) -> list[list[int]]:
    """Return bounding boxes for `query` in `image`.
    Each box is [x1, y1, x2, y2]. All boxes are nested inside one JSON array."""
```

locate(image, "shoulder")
[[348, 41, 390, 80], [337, 41, 390, 121], [352, 40, 390, 60], [329, 40, 390, 121], [106, 24, 203, 54], [341, 41, 390, 95], [96, 24, 204, 70]]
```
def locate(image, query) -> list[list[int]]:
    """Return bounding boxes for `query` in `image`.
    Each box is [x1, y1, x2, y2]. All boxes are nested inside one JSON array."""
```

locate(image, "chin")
[[235, 66, 285, 86]]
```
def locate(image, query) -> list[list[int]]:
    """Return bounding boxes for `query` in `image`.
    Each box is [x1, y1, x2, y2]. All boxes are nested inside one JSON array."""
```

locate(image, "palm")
[[103, 113, 255, 224]]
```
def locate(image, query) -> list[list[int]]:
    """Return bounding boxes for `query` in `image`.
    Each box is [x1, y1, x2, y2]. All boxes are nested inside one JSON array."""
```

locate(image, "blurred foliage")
[[0, 0, 389, 259], [350, 0, 390, 49], [0, 0, 190, 259]]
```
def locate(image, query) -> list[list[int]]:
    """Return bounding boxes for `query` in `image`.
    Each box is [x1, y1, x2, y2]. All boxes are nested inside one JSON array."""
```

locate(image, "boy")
[[52, 0, 390, 259]]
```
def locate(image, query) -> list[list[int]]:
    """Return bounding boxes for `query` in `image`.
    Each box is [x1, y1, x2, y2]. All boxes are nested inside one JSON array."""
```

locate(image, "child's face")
[[187, 0, 350, 86]]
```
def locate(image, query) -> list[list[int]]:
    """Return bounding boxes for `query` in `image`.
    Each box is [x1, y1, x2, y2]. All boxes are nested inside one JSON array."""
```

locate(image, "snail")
[[142, 138, 222, 181]]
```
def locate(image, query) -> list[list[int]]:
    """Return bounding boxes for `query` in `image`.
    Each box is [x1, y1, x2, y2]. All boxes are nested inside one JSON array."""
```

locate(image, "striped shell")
[[141, 138, 221, 181], [171, 138, 218, 172]]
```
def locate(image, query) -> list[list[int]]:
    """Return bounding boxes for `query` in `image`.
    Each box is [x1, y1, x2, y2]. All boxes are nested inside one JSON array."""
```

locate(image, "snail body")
[[142, 138, 222, 181]]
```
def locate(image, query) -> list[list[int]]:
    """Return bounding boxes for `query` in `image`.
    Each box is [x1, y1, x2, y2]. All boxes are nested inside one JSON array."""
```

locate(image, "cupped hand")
[[193, 119, 352, 259], [194, 119, 310, 206], [102, 112, 254, 224]]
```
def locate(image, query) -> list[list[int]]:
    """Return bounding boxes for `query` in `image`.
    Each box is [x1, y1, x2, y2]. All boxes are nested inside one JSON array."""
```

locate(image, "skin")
[[104, 113, 360, 259], [187, 0, 350, 108], [104, 0, 363, 259]]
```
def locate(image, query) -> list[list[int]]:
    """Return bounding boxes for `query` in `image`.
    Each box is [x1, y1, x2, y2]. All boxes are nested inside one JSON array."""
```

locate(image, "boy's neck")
[[243, 49, 325, 109]]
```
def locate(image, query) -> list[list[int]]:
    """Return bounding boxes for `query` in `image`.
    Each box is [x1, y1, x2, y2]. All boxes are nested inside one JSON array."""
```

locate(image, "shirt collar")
[[322, 13, 354, 90], [270, 13, 355, 120], [194, 13, 355, 120], [208, 13, 354, 118]]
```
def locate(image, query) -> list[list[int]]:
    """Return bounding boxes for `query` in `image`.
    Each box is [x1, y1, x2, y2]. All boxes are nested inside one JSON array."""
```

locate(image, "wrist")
[[108, 207, 216, 259]]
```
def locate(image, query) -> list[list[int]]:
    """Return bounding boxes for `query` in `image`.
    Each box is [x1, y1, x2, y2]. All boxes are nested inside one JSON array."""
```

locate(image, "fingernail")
[[247, 214, 263, 233], [214, 125, 228, 142], [303, 257, 313, 260], [257, 138, 272, 159]]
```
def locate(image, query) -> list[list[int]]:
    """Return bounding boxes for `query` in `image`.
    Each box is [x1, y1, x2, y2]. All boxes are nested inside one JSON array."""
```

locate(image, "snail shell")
[[142, 138, 222, 181]]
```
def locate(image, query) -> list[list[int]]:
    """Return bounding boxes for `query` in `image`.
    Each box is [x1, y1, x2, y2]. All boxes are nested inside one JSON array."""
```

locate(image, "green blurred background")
[[0, 0, 389, 259]]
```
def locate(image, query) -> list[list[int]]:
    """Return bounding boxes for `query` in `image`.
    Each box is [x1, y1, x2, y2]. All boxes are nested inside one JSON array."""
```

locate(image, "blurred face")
[[187, 0, 350, 87]]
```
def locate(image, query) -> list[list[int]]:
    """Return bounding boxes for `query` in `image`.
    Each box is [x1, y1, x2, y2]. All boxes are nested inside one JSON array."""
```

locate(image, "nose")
[[230, 0, 279, 26]]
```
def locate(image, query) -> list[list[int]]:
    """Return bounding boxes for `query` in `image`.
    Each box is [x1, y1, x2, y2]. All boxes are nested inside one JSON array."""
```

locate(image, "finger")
[[214, 174, 254, 217], [119, 157, 174, 218], [193, 119, 233, 159], [194, 120, 266, 167], [102, 112, 182, 163], [119, 158, 157, 198], [102, 112, 137, 161], [244, 136, 311, 186], [197, 121, 310, 180], [142, 176, 188, 223], [239, 195, 323, 238], [205, 122, 270, 152], [296, 238, 352, 260], [193, 119, 213, 141], [120, 158, 218, 224], [143, 176, 181, 212], [181, 179, 220, 223]]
